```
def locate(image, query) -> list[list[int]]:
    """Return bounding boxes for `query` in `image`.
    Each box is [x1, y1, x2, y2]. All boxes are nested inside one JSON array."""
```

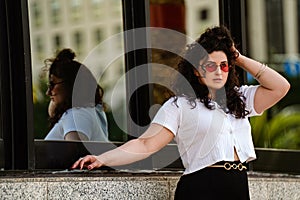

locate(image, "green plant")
[[251, 105, 300, 149]]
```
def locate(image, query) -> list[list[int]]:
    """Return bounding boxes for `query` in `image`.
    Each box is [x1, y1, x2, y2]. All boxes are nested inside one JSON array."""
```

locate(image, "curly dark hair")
[[45, 48, 105, 128], [172, 26, 249, 118]]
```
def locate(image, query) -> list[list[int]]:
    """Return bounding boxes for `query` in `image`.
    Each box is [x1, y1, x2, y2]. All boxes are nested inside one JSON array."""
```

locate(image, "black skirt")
[[174, 161, 250, 200]]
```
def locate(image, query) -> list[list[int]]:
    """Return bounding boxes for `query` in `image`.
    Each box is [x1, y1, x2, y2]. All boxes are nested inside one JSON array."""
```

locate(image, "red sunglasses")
[[201, 61, 229, 72]]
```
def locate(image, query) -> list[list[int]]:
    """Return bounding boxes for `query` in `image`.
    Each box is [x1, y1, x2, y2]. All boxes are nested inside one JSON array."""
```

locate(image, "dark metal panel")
[[152, 144, 183, 171], [34, 140, 116, 170], [219, 0, 247, 84], [121, 0, 154, 169], [0, 0, 12, 170], [0, 0, 34, 170], [34, 140, 153, 170], [31, 140, 300, 174], [34, 140, 183, 171], [251, 148, 300, 174], [152, 146, 300, 175], [122, 0, 153, 139], [0, 140, 4, 169]]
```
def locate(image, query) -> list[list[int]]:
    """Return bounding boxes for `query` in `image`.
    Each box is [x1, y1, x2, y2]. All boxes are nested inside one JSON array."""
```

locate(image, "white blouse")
[[152, 85, 262, 175]]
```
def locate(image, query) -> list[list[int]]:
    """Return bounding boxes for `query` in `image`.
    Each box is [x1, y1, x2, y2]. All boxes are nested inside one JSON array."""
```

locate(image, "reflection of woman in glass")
[[71, 26, 290, 199], [44, 48, 108, 141]]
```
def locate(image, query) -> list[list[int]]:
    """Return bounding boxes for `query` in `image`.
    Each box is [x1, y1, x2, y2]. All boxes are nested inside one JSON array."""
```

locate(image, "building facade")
[[0, 1, 300, 197]]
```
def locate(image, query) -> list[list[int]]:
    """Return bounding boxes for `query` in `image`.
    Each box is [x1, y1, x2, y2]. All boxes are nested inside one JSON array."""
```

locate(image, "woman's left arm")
[[65, 131, 89, 141], [235, 54, 290, 114]]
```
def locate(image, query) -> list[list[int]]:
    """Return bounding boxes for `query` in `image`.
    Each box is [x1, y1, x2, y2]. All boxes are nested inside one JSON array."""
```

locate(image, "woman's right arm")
[[71, 123, 174, 170]]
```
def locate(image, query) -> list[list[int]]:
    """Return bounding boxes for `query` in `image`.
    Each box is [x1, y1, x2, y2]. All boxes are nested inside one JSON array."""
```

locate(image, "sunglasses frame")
[[201, 61, 230, 73], [47, 81, 64, 90]]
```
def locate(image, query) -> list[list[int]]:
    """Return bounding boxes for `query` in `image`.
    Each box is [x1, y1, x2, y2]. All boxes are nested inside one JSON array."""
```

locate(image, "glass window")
[[28, 0, 126, 142], [35, 36, 44, 60], [149, 0, 219, 105], [73, 31, 83, 52], [94, 28, 103, 45], [266, 0, 285, 58], [185, 0, 219, 38], [247, 0, 300, 150], [50, 0, 61, 25], [53, 34, 62, 50], [90, 0, 103, 19], [149, 0, 300, 152], [1, 0, 299, 172], [199, 8, 209, 21], [31, 2, 42, 28], [298, 0, 300, 51], [70, 0, 83, 22]]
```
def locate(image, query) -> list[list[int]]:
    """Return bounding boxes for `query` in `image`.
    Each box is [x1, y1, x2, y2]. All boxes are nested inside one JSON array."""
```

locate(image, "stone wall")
[[1, 171, 300, 199]]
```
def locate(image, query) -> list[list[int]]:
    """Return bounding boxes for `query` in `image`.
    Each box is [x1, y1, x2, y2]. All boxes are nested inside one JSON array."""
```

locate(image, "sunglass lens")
[[205, 62, 217, 72], [220, 63, 229, 72]]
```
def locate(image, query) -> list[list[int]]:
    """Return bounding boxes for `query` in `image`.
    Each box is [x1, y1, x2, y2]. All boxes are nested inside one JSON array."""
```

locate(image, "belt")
[[208, 161, 247, 171]]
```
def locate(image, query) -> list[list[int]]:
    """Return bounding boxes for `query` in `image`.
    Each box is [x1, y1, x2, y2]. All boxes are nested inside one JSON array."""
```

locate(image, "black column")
[[0, 0, 34, 170], [122, 0, 152, 138], [219, 0, 247, 84]]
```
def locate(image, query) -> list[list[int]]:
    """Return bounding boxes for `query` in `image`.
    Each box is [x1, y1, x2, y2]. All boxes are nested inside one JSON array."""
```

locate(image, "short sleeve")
[[240, 85, 263, 117], [151, 97, 181, 136], [62, 108, 94, 139]]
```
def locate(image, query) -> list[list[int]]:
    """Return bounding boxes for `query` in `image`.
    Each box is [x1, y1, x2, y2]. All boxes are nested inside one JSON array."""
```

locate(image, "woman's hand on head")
[[71, 155, 104, 170], [48, 100, 56, 118], [230, 44, 240, 60]]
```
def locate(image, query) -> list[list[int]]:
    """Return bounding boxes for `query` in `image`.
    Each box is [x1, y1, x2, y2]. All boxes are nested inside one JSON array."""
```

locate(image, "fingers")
[[71, 157, 83, 169], [87, 161, 100, 170], [71, 155, 91, 170], [79, 156, 87, 170], [71, 155, 102, 170], [230, 45, 237, 52]]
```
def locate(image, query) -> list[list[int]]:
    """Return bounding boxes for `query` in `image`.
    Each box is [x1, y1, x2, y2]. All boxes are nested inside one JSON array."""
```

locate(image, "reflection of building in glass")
[[28, 0, 126, 139], [28, 0, 124, 95], [184, 0, 299, 80], [247, 0, 299, 78], [185, 0, 219, 39], [28, 0, 300, 98], [28, 0, 300, 142], [28, 0, 221, 88]]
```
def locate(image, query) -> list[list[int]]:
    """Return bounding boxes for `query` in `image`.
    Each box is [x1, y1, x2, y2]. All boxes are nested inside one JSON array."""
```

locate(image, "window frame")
[[0, 0, 34, 170], [0, 0, 299, 174]]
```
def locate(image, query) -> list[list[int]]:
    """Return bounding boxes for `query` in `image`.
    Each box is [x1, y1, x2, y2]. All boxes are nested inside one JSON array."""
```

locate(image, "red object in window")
[[150, 3, 186, 33]]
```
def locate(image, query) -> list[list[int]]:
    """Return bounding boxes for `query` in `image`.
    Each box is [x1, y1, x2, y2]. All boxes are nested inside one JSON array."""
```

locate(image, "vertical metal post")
[[122, 0, 152, 139], [121, 0, 153, 169], [0, 0, 34, 170], [219, 0, 247, 84]]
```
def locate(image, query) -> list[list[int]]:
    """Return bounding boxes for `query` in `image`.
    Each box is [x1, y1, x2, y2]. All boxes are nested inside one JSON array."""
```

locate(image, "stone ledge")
[[1, 171, 300, 199]]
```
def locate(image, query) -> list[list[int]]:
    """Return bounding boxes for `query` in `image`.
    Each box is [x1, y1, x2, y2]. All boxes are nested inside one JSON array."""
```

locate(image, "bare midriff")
[[234, 148, 240, 161]]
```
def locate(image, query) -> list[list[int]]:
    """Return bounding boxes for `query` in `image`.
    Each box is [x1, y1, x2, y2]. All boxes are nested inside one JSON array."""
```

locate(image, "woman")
[[44, 48, 109, 142], [71, 26, 290, 199]]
